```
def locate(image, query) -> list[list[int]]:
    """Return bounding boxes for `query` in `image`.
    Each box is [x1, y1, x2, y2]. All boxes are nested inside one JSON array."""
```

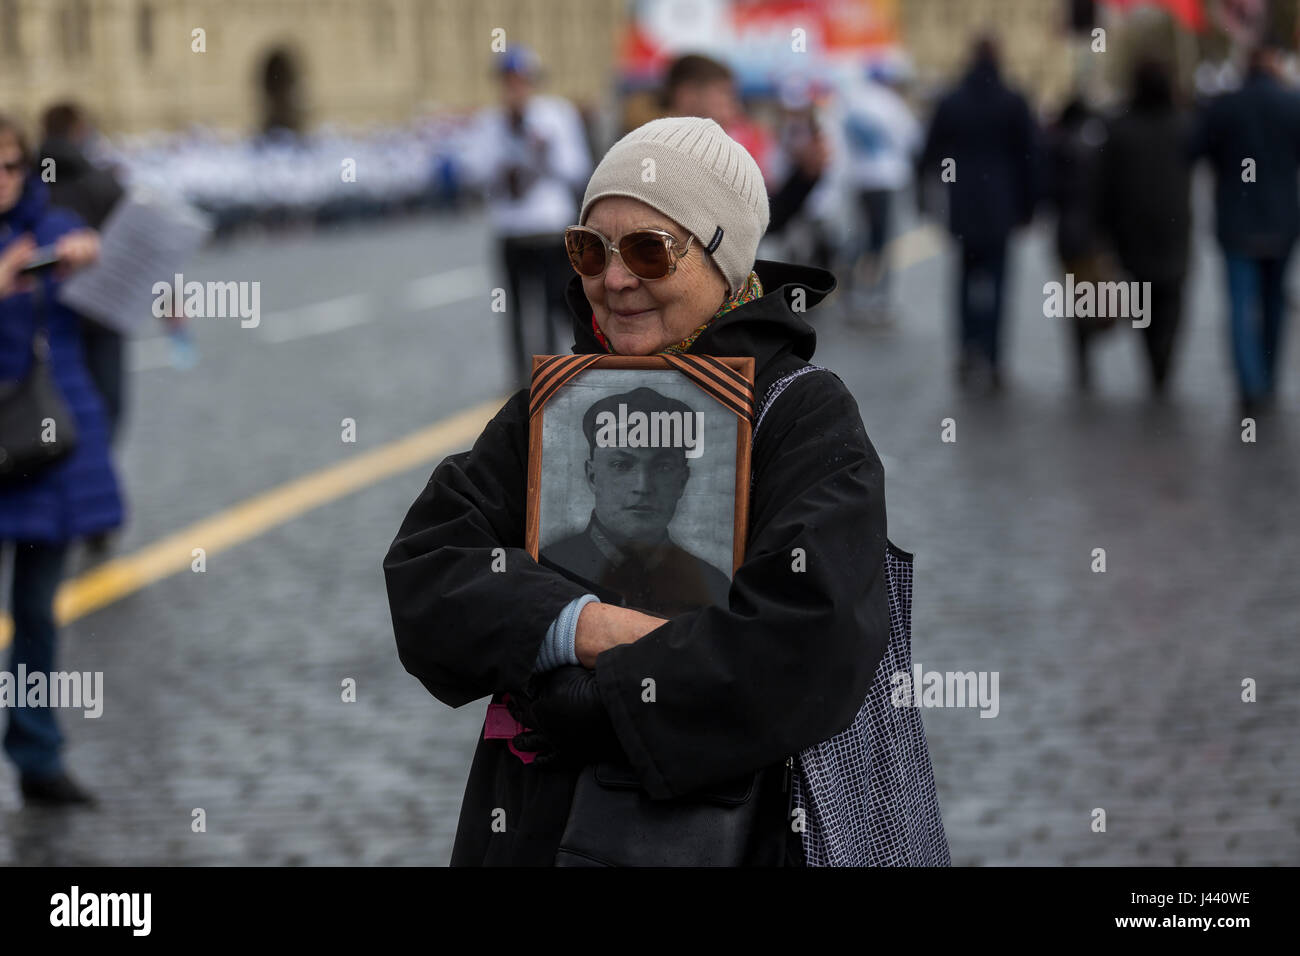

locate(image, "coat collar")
[[566, 258, 835, 371]]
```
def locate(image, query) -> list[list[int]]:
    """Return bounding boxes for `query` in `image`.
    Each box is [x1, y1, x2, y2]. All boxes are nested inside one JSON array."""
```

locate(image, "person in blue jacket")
[[0, 114, 122, 806]]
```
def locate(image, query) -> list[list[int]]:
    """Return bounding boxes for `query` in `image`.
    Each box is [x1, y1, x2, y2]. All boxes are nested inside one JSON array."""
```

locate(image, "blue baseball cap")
[[498, 46, 540, 77]]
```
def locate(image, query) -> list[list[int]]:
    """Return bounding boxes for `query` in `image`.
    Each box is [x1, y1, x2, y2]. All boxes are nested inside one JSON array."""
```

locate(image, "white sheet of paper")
[[57, 190, 211, 333]]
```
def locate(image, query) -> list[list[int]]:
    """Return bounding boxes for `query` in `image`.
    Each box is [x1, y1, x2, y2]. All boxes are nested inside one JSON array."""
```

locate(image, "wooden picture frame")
[[525, 353, 755, 617]]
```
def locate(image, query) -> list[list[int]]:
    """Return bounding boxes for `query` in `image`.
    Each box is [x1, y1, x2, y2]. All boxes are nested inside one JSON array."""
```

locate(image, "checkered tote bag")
[[752, 364, 951, 867]]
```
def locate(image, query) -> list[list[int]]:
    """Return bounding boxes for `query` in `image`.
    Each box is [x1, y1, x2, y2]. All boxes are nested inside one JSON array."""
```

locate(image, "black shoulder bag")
[[554, 758, 793, 867], [0, 279, 80, 483]]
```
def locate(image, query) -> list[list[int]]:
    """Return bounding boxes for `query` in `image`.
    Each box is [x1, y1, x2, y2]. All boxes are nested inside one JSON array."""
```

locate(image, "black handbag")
[[541, 553, 796, 866], [554, 757, 793, 867], [0, 282, 79, 484]]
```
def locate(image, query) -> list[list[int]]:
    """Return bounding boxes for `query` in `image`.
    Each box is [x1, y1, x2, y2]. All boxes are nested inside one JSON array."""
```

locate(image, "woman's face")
[[580, 196, 730, 356]]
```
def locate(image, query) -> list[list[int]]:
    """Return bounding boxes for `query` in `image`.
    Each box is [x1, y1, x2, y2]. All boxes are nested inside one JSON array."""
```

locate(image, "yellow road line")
[[0, 223, 946, 650], [0, 396, 506, 649]]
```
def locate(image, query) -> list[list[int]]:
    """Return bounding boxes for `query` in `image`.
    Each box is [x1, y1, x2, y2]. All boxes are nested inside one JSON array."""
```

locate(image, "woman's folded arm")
[[383, 392, 591, 708]]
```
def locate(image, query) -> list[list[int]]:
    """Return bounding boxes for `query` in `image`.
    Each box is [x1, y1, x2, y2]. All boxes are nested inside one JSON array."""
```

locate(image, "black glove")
[[508, 666, 625, 769]]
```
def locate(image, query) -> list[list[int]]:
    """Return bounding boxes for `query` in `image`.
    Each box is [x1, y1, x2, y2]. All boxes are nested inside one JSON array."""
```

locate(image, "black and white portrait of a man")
[[538, 372, 736, 617]]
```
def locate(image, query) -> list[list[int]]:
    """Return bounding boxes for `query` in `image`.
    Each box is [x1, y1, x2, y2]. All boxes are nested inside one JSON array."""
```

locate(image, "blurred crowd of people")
[[101, 117, 475, 235], [930, 35, 1299, 414], [33, 34, 1298, 413], [1040, 38, 1300, 414], [476, 35, 1300, 415]]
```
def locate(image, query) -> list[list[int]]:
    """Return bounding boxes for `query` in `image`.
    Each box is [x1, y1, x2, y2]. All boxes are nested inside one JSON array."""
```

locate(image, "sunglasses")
[[565, 225, 694, 281]]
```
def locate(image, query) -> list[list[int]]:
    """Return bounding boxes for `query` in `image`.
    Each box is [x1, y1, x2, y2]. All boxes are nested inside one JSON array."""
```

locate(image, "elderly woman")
[[384, 116, 890, 866]]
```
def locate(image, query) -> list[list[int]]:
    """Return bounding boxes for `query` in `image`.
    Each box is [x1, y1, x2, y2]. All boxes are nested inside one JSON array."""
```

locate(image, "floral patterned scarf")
[[589, 270, 764, 355]]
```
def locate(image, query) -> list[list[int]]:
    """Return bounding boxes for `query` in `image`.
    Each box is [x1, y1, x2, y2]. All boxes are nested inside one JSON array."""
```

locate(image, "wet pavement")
[[1, 205, 1296, 865]]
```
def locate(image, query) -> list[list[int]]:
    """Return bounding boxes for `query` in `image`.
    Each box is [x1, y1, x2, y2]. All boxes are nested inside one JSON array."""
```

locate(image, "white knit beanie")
[[579, 116, 770, 297]]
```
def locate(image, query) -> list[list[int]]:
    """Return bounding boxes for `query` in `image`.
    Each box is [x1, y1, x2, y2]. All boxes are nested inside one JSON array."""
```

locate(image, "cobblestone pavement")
[[1, 207, 1295, 865]]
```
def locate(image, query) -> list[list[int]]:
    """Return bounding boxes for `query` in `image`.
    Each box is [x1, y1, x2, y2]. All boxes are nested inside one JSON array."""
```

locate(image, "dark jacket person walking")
[[1191, 41, 1300, 415], [1044, 96, 1109, 390], [384, 116, 892, 866], [1096, 59, 1193, 396], [920, 37, 1039, 392], [38, 103, 128, 441]]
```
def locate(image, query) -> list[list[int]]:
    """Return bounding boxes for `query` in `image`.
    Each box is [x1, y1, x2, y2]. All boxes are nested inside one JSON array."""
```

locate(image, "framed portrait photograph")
[[526, 353, 755, 618]]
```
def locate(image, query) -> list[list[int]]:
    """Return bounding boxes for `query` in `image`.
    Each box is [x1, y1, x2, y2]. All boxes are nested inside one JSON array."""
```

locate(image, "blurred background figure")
[[39, 103, 127, 440], [763, 74, 840, 273], [1044, 94, 1113, 391], [0, 114, 118, 807], [1192, 37, 1300, 416], [920, 36, 1040, 394], [662, 53, 831, 267], [661, 53, 774, 173], [1095, 57, 1193, 398], [835, 62, 922, 328], [464, 46, 592, 389], [39, 104, 124, 237], [38, 103, 129, 556]]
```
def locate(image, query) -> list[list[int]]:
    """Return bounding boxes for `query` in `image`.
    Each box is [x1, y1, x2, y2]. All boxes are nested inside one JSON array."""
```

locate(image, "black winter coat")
[[1044, 104, 1106, 264], [383, 259, 891, 866], [1192, 69, 1300, 258], [37, 137, 126, 231], [920, 60, 1039, 248], [1096, 105, 1192, 282]]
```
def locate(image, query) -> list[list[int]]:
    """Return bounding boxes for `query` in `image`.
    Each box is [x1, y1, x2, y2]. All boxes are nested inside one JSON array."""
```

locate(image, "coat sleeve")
[[593, 372, 891, 799], [384, 389, 594, 708]]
